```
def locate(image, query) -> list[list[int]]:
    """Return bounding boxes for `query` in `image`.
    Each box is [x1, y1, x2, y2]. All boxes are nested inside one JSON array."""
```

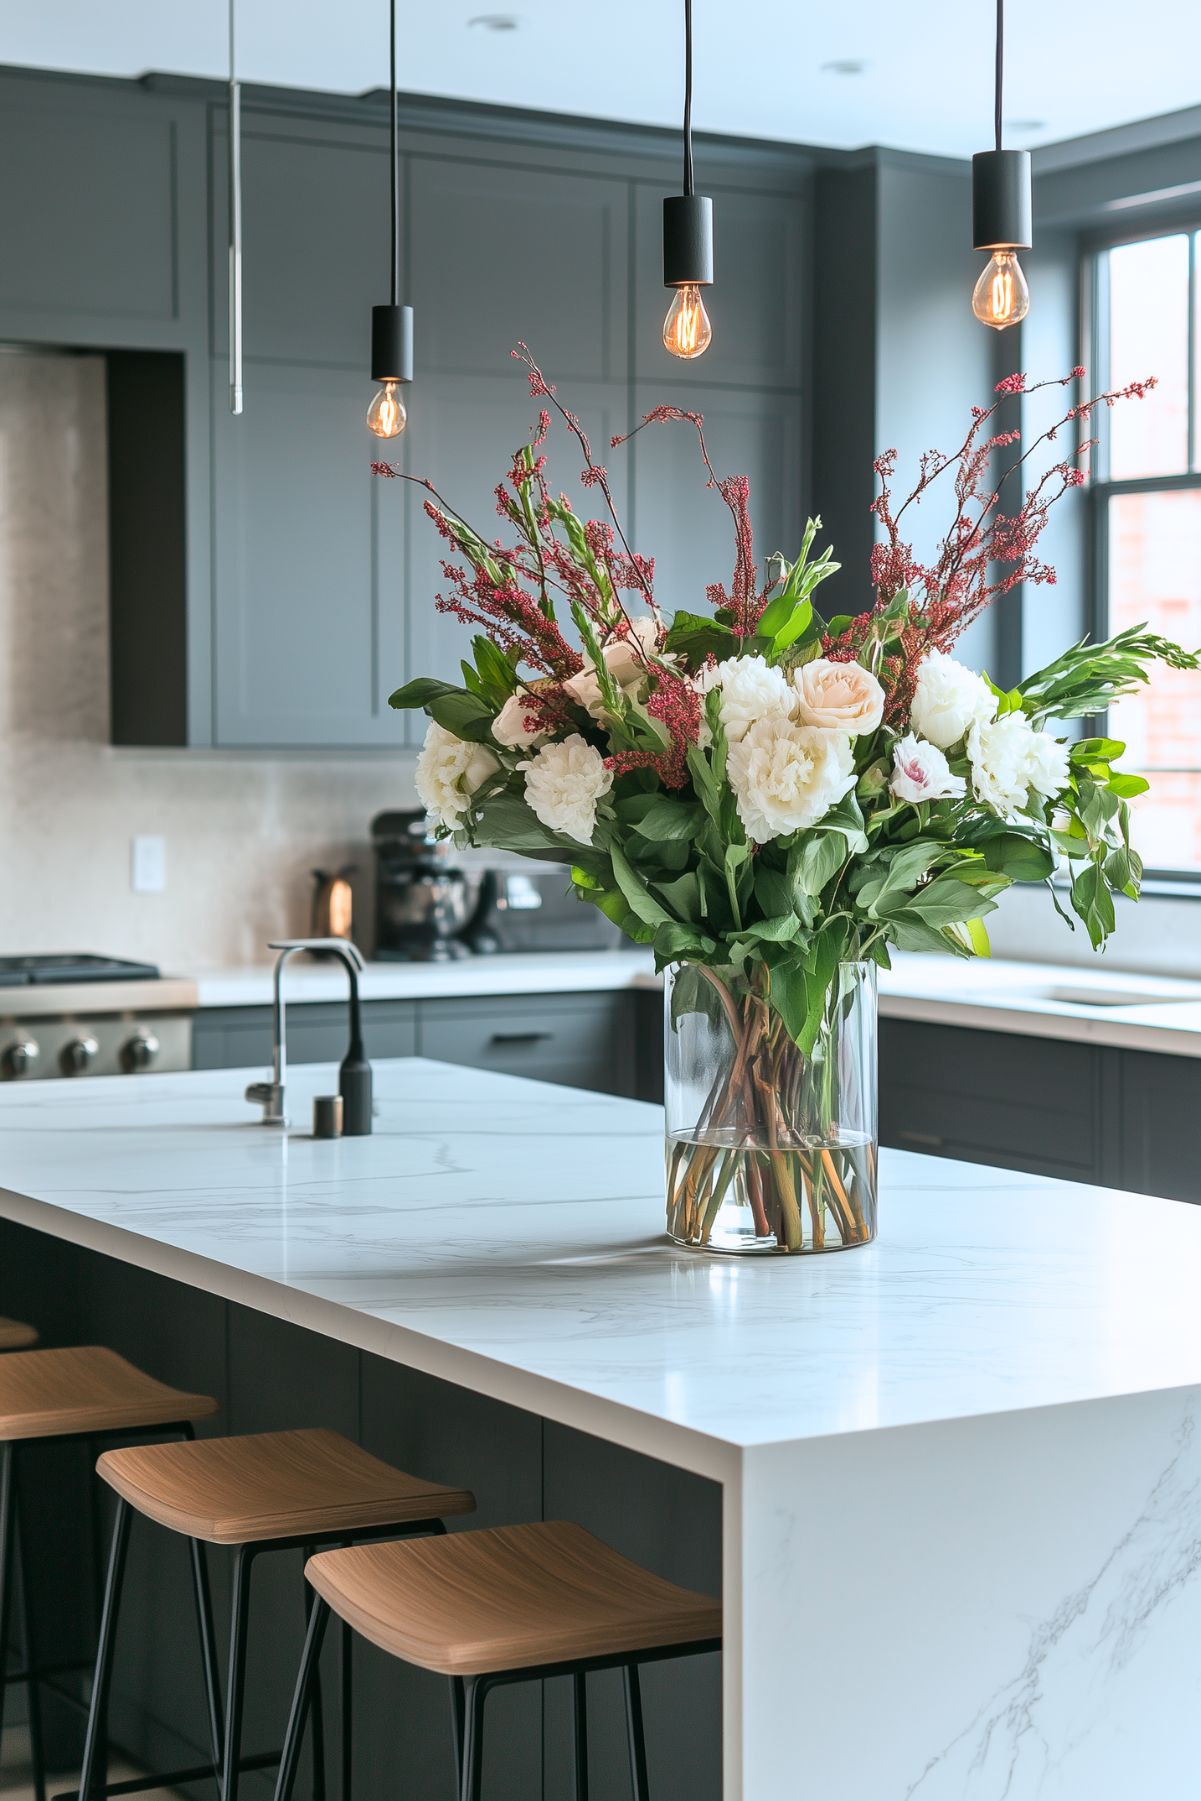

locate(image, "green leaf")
[[981, 833, 1056, 882], [653, 921, 716, 962], [788, 831, 845, 899], [664, 611, 737, 663], [1107, 772, 1150, 799], [629, 798, 706, 843], [963, 916, 993, 958], [1071, 860, 1117, 949], [609, 842, 675, 928], [388, 676, 462, 712], [904, 867, 1007, 928], [425, 688, 497, 743]]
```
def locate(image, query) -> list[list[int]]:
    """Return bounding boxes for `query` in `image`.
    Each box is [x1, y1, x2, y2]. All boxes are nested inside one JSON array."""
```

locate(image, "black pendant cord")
[[682, 0, 694, 198], [389, 0, 399, 308], [994, 0, 1004, 153]]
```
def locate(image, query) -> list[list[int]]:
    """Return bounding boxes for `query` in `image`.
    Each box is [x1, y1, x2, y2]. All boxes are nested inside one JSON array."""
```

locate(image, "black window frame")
[[1085, 215, 1201, 886]]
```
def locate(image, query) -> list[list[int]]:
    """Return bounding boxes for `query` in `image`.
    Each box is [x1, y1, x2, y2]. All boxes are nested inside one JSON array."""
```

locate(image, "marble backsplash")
[[0, 352, 417, 970]]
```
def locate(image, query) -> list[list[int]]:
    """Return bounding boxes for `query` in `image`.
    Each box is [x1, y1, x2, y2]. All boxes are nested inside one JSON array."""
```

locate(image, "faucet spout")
[[245, 938, 371, 1132]]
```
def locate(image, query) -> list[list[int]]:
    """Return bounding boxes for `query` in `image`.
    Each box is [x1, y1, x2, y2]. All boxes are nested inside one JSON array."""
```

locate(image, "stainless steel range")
[[0, 956, 197, 1080]]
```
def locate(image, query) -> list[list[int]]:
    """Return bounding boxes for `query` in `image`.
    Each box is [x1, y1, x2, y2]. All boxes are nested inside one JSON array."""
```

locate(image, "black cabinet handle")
[[899, 1128, 945, 1149], [488, 1030, 554, 1047]]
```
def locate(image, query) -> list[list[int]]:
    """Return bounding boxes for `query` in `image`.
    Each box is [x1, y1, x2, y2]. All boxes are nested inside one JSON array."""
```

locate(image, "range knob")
[[60, 1034, 100, 1076], [122, 1032, 160, 1073], [1, 1037, 39, 1080]]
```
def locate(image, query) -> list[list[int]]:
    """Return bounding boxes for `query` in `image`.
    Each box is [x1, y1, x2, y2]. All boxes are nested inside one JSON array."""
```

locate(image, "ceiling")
[[4, 1, 1201, 161]]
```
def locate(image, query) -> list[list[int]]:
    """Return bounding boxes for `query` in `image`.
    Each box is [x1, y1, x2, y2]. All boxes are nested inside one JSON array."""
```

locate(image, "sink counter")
[[1, 1059, 1198, 1798]]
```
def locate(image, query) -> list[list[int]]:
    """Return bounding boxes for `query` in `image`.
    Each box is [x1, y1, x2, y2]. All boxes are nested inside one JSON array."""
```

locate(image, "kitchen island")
[[1, 1060, 1199, 1800]]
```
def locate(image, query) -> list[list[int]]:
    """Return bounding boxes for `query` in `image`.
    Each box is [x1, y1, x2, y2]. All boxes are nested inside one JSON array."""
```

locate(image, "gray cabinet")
[[1119, 1051, 1200, 1204], [634, 181, 806, 391], [192, 999, 418, 1071], [209, 109, 393, 367], [210, 359, 407, 746]]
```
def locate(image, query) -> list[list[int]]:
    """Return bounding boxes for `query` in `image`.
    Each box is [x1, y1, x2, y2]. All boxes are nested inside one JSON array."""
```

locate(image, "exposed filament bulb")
[[366, 380, 408, 438], [972, 251, 1030, 330], [663, 283, 713, 359]]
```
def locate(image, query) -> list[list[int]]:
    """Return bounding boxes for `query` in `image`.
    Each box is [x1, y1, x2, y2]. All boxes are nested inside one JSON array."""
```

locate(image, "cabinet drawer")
[[880, 1020, 1102, 1181], [191, 1001, 416, 1071], [418, 994, 631, 1095]]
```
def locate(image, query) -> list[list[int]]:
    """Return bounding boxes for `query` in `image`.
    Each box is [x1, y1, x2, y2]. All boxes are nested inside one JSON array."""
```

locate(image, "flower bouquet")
[[384, 350, 1198, 1255]]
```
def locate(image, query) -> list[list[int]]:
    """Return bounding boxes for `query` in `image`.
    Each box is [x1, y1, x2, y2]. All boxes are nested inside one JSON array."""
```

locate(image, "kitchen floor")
[[0, 1726, 182, 1799]]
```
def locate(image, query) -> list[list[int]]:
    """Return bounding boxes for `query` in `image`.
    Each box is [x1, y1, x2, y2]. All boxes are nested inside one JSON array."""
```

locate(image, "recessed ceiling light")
[[1004, 118, 1046, 133], [821, 58, 868, 76], [469, 12, 519, 29]]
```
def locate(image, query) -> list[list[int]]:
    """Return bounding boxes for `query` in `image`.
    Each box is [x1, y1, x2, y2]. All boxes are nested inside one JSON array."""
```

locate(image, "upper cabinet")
[[409, 158, 629, 382], [633, 183, 805, 392], [0, 76, 206, 349], [209, 111, 392, 369]]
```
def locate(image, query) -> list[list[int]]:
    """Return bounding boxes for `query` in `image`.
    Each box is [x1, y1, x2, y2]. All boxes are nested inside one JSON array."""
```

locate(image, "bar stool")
[[275, 1520, 722, 1801], [0, 1319, 37, 1351], [0, 1345, 218, 1801], [70, 1427, 476, 1801]]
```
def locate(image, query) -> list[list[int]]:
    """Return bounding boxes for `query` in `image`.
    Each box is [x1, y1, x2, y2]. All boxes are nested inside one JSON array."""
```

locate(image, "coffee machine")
[[371, 811, 495, 961]]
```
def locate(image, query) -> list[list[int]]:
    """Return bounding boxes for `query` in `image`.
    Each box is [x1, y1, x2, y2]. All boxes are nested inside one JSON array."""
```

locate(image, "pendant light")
[[971, 0, 1031, 330], [367, 0, 413, 438], [662, 0, 713, 359], [228, 0, 243, 414]]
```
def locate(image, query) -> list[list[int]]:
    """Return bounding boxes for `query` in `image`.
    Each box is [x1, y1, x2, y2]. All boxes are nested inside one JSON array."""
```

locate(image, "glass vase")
[[663, 961, 878, 1255]]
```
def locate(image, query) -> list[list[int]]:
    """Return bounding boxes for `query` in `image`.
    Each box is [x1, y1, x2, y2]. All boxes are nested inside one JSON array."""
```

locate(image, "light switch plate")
[[131, 834, 167, 894]]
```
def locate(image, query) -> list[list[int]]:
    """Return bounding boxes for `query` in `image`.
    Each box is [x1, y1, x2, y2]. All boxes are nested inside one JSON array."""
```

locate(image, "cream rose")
[[1024, 730, 1071, 800], [889, 733, 967, 804], [414, 720, 499, 831], [910, 650, 997, 749], [564, 616, 660, 719], [712, 654, 796, 744], [491, 691, 547, 749], [967, 713, 1038, 814], [727, 717, 856, 842], [519, 733, 613, 845], [795, 658, 885, 736]]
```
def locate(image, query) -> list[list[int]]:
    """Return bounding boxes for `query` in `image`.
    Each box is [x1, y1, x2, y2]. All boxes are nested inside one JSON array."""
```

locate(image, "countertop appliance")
[[372, 811, 489, 961], [0, 954, 196, 1081]]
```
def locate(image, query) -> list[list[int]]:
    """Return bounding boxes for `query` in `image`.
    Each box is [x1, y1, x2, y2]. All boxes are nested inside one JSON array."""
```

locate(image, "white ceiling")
[[4, 1, 1201, 160]]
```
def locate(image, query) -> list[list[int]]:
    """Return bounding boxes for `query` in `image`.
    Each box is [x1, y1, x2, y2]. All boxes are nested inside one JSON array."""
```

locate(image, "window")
[[1094, 231, 1201, 877]]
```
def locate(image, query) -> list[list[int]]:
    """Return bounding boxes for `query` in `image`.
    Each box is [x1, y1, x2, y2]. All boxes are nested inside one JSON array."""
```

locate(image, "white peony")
[[795, 658, 885, 736], [712, 654, 796, 743], [889, 733, 967, 805], [564, 616, 660, 719], [967, 713, 1038, 814], [1024, 730, 1071, 800], [519, 733, 613, 845], [910, 650, 997, 749], [414, 720, 499, 831], [727, 717, 856, 843], [491, 691, 547, 749]]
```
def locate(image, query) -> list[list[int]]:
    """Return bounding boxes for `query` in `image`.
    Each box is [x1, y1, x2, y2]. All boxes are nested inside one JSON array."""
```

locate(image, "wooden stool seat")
[[0, 1317, 37, 1351], [97, 1426, 476, 1546], [306, 1520, 722, 1676], [0, 1345, 217, 1442]]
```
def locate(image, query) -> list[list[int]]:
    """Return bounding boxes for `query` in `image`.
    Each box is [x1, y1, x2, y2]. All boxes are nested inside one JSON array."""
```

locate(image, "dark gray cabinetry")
[[1119, 1050, 1200, 1204], [192, 999, 417, 1071], [879, 1019, 1115, 1183], [210, 359, 407, 746]]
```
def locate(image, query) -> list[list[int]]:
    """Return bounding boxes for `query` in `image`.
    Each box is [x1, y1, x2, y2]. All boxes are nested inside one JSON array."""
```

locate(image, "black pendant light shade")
[[972, 148, 1032, 251], [663, 194, 714, 288], [661, 0, 713, 358], [371, 302, 413, 384]]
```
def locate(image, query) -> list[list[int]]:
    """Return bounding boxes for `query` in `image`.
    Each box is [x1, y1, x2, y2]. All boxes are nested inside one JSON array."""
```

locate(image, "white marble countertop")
[[1, 1057, 1198, 1482], [187, 946, 1201, 1058]]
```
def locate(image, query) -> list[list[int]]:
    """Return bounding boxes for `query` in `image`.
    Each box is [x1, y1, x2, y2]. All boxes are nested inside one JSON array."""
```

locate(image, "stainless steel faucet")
[[245, 937, 366, 1127]]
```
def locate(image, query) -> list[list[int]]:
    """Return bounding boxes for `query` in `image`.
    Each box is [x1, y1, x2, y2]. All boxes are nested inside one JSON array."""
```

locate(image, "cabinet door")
[[418, 994, 633, 1094], [192, 1001, 417, 1070], [630, 381, 803, 621], [403, 371, 632, 743], [0, 78, 205, 349], [211, 360, 407, 746], [634, 181, 806, 391], [210, 110, 391, 368], [1120, 1051, 1201, 1203], [409, 156, 629, 381], [879, 1020, 1103, 1182]]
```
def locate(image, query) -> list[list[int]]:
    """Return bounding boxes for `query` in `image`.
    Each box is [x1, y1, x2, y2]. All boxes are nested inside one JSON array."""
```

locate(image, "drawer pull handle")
[[899, 1129, 945, 1149], [488, 1031, 554, 1047]]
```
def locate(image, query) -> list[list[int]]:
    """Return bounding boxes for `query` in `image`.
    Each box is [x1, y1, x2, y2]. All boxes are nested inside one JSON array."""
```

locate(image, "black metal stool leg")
[[572, 1669, 589, 1801], [459, 1677, 487, 1801], [302, 1545, 326, 1801], [220, 1545, 255, 1801], [447, 1677, 466, 1796], [623, 1664, 650, 1801], [273, 1597, 329, 1801], [13, 1466, 47, 1801], [188, 1536, 224, 1776], [77, 1498, 131, 1801], [339, 1620, 352, 1801], [0, 1443, 15, 1767]]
